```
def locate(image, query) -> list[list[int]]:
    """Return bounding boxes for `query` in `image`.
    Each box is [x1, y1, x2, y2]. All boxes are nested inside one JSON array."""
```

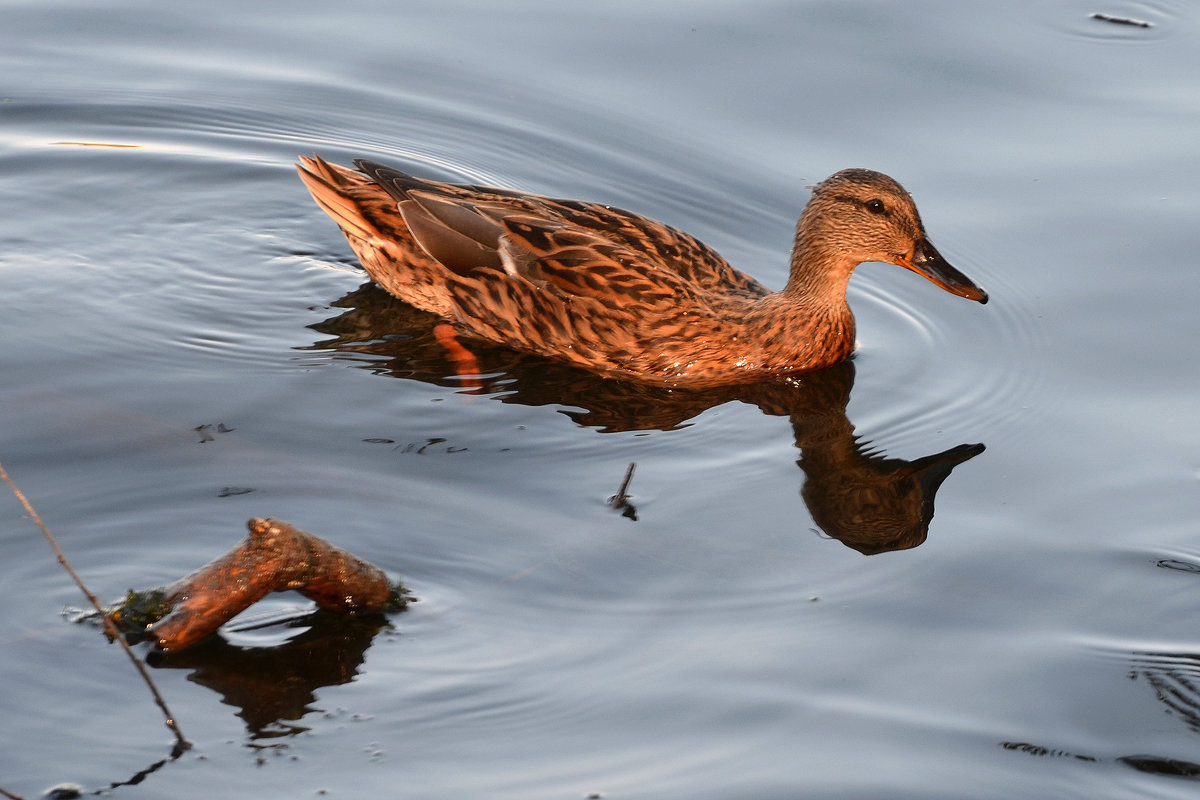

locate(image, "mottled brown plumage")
[[297, 156, 987, 387]]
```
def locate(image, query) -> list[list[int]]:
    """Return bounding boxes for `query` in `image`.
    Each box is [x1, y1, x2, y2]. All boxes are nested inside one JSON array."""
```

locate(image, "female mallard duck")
[[297, 156, 987, 387]]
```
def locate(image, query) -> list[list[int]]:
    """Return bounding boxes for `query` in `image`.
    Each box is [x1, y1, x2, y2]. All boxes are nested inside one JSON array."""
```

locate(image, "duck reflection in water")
[[305, 285, 984, 555]]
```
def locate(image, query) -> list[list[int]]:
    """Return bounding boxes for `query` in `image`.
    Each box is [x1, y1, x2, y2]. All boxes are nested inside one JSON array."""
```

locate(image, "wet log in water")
[[109, 518, 403, 652]]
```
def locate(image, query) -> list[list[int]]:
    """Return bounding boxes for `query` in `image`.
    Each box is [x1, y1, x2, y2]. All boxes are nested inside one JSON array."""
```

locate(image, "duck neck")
[[742, 235, 858, 372], [780, 228, 856, 310], [734, 230, 859, 374], [771, 230, 857, 364]]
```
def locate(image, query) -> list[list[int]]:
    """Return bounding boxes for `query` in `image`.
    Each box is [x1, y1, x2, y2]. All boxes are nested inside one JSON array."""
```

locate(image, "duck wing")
[[399, 190, 704, 313], [537, 198, 770, 300], [355, 159, 769, 301]]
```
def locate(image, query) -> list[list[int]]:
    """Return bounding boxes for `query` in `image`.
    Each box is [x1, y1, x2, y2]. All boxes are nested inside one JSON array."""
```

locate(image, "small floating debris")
[[1091, 12, 1152, 28], [194, 422, 235, 443], [607, 461, 638, 521], [1156, 558, 1200, 574]]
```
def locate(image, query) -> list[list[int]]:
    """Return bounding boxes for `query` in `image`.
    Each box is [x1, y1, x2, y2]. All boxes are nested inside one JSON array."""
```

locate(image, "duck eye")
[[865, 199, 886, 215]]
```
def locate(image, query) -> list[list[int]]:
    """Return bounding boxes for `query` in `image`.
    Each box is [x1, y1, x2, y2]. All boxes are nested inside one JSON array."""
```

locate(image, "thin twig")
[[614, 461, 636, 503], [0, 785, 30, 800], [1091, 12, 1152, 28], [607, 461, 638, 520], [0, 459, 191, 754]]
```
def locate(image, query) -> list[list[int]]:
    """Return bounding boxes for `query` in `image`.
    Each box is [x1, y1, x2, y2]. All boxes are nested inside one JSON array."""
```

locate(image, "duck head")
[[790, 169, 988, 304]]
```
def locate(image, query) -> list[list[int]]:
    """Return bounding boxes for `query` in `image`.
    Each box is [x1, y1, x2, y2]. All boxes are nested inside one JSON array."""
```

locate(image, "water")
[[3, 0, 1200, 797]]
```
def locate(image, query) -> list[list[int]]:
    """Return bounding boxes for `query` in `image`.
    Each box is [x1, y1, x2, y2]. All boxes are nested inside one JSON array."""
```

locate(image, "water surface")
[[3, 1, 1200, 798]]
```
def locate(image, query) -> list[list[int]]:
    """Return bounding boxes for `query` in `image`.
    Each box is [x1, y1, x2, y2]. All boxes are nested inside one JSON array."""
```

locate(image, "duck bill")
[[898, 239, 988, 304]]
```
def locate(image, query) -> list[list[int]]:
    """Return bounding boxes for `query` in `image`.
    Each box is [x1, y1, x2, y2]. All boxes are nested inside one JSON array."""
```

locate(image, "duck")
[[297, 156, 987, 388]]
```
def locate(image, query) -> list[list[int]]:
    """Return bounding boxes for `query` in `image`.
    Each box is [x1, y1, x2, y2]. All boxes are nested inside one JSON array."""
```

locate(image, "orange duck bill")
[[897, 238, 988, 304]]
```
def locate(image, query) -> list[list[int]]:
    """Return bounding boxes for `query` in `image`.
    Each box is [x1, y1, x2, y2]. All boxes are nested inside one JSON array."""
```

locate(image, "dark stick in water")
[[1091, 12, 1152, 28], [130, 517, 404, 652], [0, 458, 191, 755]]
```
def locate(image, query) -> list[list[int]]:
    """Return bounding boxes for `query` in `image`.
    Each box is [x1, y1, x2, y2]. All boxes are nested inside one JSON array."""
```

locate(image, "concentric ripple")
[[1054, 1, 1185, 44], [844, 249, 1047, 451]]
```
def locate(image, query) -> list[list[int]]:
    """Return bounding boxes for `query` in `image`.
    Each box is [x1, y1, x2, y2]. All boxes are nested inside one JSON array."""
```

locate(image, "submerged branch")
[[110, 517, 406, 652]]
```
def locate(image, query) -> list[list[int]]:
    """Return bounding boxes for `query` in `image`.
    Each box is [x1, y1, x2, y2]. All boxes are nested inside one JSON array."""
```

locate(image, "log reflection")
[[148, 610, 388, 739]]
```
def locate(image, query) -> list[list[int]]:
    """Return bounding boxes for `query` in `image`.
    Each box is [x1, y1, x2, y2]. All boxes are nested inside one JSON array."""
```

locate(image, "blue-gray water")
[[3, 1, 1200, 798]]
